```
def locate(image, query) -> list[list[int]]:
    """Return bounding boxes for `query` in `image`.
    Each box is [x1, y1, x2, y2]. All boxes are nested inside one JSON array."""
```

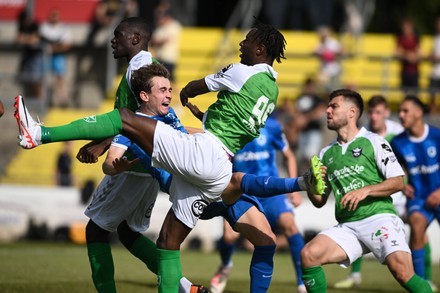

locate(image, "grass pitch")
[[0, 241, 438, 292]]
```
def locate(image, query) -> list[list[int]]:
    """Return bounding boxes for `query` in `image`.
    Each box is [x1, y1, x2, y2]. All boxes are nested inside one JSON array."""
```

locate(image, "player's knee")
[[300, 244, 320, 267], [387, 252, 414, 284], [117, 222, 141, 249], [390, 265, 414, 285], [260, 230, 277, 246]]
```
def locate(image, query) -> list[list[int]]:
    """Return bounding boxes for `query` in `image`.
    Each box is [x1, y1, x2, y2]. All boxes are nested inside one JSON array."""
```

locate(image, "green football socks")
[[129, 235, 159, 275], [41, 109, 122, 143], [158, 249, 183, 293], [302, 266, 327, 292], [403, 274, 433, 293], [425, 242, 432, 281], [351, 257, 363, 273], [87, 242, 116, 293]]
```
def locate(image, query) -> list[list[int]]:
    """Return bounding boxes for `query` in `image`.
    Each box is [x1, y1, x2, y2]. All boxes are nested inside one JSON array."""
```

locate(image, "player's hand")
[[180, 87, 190, 106], [76, 139, 111, 164], [112, 157, 140, 173], [186, 102, 204, 121], [403, 184, 415, 199], [426, 189, 440, 209], [340, 188, 368, 211]]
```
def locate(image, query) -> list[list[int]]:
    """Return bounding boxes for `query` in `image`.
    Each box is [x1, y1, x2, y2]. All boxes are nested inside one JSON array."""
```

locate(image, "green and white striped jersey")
[[320, 127, 405, 223]]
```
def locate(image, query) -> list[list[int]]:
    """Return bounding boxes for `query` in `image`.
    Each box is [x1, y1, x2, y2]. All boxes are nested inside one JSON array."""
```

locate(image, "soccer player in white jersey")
[[84, 64, 207, 293], [15, 21, 326, 293], [300, 89, 432, 293]]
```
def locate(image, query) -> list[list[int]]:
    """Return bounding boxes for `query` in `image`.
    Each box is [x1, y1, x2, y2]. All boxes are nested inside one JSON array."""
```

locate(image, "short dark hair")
[[252, 20, 286, 64], [367, 94, 388, 109], [131, 63, 170, 102], [329, 89, 364, 119], [120, 17, 152, 42], [403, 94, 430, 114]]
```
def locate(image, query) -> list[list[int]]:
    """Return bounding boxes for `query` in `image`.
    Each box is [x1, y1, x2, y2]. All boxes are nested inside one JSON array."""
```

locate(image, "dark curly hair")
[[252, 20, 287, 64]]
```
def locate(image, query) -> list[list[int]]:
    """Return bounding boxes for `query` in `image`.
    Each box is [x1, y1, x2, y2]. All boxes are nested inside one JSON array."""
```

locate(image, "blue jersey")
[[112, 107, 185, 190], [224, 116, 294, 227], [391, 124, 440, 201], [233, 116, 288, 177]]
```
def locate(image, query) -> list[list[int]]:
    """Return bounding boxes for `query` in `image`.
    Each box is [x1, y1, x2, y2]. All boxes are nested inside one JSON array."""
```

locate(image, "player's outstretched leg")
[[14, 95, 123, 149], [14, 95, 43, 148]]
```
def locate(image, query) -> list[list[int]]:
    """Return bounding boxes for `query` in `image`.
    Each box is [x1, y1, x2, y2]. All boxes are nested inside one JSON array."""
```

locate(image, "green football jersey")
[[114, 51, 159, 111], [203, 63, 279, 154], [321, 127, 405, 223], [113, 51, 158, 173]]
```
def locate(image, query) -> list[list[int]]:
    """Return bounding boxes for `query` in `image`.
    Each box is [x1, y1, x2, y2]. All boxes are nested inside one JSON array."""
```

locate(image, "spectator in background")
[[428, 16, 440, 114], [294, 77, 326, 173], [84, 0, 120, 49], [56, 141, 74, 187], [314, 26, 343, 92], [40, 9, 72, 108], [150, 2, 182, 84], [263, 0, 334, 30], [16, 9, 45, 100], [395, 17, 421, 95], [273, 97, 305, 154]]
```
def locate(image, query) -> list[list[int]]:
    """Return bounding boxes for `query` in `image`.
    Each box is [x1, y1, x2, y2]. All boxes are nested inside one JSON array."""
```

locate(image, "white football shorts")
[[84, 172, 159, 232], [319, 213, 411, 267], [152, 121, 233, 228]]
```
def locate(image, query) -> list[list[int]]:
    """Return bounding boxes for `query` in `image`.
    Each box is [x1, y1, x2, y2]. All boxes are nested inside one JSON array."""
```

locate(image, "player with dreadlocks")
[[15, 21, 326, 293]]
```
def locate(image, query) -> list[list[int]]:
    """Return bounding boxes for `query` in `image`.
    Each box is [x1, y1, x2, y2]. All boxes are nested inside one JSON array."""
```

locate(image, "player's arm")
[[305, 153, 330, 208], [180, 79, 210, 106], [282, 146, 302, 207], [340, 176, 404, 211], [426, 186, 440, 209], [76, 137, 113, 163], [306, 180, 330, 208], [341, 136, 405, 211], [185, 102, 204, 121], [102, 145, 139, 175]]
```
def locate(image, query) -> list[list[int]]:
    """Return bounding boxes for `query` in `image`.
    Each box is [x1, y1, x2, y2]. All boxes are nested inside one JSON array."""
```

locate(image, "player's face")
[[326, 95, 351, 130], [111, 22, 134, 59], [368, 104, 388, 133], [398, 100, 422, 129], [143, 76, 172, 116], [239, 29, 259, 66]]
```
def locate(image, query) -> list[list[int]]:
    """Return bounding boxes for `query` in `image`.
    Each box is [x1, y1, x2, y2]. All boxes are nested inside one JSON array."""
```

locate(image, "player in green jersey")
[[15, 21, 310, 293], [334, 94, 404, 288], [300, 89, 432, 293], [76, 17, 159, 164], [335, 95, 436, 291]]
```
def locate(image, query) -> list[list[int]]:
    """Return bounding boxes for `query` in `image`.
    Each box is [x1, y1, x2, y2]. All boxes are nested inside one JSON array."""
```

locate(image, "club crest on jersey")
[[381, 143, 392, 153], [192, 200, 208, 217], [427, 146, 437, 158], [83, 116, 97, 123], [352, 147, 362, 158], [214, 64, 233, 78]]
